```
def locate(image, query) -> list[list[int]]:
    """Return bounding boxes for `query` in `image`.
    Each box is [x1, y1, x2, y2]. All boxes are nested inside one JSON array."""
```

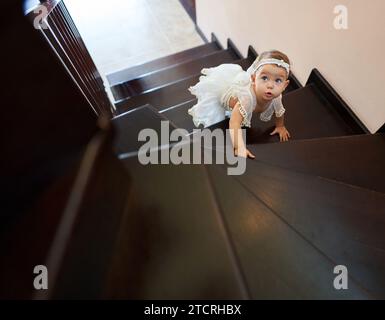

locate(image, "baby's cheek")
[[255, 81, 264, 89]]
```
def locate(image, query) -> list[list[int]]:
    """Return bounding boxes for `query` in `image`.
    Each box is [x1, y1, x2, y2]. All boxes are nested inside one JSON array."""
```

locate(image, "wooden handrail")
[[26, 0, 114, 117]]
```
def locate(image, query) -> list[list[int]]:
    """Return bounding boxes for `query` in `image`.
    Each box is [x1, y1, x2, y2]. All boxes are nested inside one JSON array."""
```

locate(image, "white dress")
[[187, 63, 286, 128]]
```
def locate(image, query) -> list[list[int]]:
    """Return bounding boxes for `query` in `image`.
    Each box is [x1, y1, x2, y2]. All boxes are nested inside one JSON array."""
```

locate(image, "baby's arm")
[[270, 114, 291, 142], [275, 113, 285, 127], [229, 101, 255, 159]]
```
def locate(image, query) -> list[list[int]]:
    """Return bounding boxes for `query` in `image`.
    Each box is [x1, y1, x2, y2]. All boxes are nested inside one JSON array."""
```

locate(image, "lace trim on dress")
[[221, 88, 252, 127], [221, 92, 233, 111], [238, 102, 251, 127], [259, 99, 286, 122]]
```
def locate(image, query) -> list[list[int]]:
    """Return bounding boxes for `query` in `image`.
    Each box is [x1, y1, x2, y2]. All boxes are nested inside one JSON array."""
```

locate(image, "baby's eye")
[[276, 79, 283, 84], [261, 76, 268, 81]]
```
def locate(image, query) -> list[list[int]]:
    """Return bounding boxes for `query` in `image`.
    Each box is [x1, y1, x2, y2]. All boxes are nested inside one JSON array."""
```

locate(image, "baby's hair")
[[255, 50, 291, 78]]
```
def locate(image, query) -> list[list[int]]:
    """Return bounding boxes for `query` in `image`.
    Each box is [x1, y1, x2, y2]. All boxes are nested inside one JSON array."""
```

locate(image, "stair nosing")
[[111, 48, 239, 91], [159, 98, 197, 113], [124, 73, 202, 100], [114, 57, 252, 108], [212, 143, 385, 197], [106, 42, 220, 84], [110, 46, 226, 87]]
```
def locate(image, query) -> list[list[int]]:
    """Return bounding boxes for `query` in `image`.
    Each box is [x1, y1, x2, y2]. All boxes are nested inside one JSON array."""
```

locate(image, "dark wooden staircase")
[[70, 36, 383, 299], [102, 36, 385, 299], [3, 7, 385, 299]]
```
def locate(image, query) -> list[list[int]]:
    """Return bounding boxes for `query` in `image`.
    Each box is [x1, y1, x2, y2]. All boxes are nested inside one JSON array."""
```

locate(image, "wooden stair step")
[[246, 133, 385, 194], [115, 58, 253, 114], [206, 163, 370, 299], [100, 158, 247, 299], [160, 99, 198, 133], [111, 48, 241, 101], [106, 42, 221, 86], [212, 160, 385, 298], [112, 104, 177, 155], [244, 83, 365, 145]]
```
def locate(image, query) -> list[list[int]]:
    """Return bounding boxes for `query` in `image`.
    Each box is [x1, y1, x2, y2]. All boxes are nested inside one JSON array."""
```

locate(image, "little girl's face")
[[252, 64, 289, 101]]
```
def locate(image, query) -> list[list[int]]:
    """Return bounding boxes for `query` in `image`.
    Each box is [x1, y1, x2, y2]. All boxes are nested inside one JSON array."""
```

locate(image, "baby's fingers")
[[280, 132, 288, 142], [247, 150, 256, 159]]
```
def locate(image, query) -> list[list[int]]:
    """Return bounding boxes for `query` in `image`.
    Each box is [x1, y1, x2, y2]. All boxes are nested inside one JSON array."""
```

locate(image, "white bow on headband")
[[247, 58, 290, 76]]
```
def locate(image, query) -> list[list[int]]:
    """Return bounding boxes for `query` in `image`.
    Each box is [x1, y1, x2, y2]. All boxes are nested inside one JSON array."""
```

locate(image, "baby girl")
[[188, 50, 291, 159]]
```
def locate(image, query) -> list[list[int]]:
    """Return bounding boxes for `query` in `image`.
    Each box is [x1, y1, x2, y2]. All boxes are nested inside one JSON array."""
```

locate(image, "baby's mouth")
[[264, 92, 273, 98]]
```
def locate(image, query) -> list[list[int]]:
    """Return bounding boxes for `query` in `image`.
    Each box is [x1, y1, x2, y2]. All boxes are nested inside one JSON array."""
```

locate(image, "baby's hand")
[[270, 126, 291, 142], [234, 148, 255, 159]]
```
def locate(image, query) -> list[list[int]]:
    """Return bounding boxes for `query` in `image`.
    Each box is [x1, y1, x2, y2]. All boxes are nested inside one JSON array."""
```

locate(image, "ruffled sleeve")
[[237, 92, 254, 128], [220, 72, 254, 127], [273, 94, 286, 118]]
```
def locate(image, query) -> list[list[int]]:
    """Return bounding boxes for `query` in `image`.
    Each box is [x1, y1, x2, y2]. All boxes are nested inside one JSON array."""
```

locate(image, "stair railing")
[[25, 0, 114, 117]]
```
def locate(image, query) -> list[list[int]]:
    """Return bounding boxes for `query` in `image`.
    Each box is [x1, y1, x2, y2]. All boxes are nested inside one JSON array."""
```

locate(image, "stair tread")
[[160, 99, 198, 133], [115, 58, 253, 114], [246, 133, 385, 194], [111, 48, 241, 101], [207, 163, 370, 299], [244, 84, 362, 144], [164, 82, 361, 143], [112, 104, 177, 155], [212, 159, 385, 298], [108, 157, 246, 299], [106, 42, 220, 86]]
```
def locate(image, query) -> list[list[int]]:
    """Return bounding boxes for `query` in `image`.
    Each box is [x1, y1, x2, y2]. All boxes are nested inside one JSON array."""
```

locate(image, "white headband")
[[247, 58, 290, 76]]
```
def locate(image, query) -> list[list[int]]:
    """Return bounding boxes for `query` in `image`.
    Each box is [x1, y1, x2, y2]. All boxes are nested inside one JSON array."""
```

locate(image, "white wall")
[[196, 0, 385, 133]]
